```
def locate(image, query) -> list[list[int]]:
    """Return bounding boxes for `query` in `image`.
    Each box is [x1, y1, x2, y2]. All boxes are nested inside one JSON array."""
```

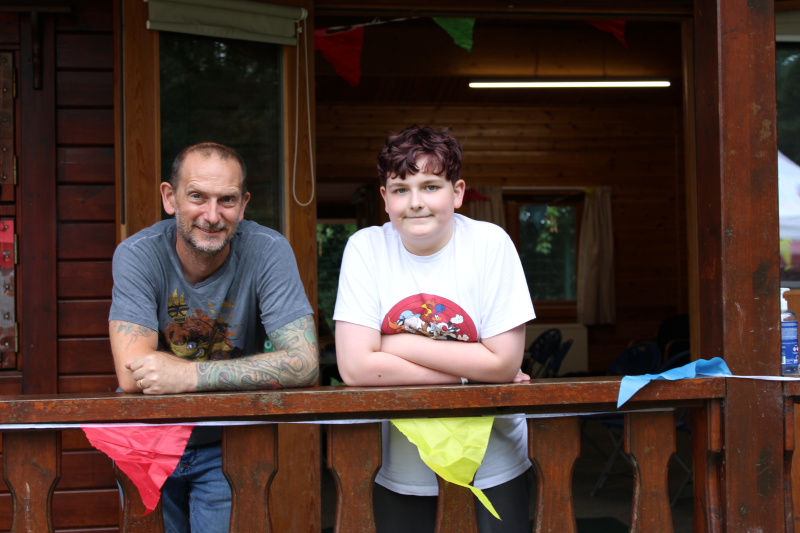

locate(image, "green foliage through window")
[[317, 224, 358, 334], [518, 205, 577, 301]]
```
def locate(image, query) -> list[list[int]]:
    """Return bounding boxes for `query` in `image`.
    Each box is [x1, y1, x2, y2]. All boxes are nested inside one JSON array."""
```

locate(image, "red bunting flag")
[[314, 26, 365, 88], [588, 20, 628, 49], [83, 425, 195, 514], [463, 187, 490, 202]]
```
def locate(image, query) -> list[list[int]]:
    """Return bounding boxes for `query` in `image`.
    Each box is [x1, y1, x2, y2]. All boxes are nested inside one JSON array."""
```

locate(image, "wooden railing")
[[0, 377, 726, 533]]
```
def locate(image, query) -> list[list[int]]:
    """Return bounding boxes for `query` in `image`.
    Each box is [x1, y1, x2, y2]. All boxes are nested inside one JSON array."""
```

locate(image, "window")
[[317, 222, 358, 339], [159, 32, 284, 231], [778, 42, 800, 286], [505, 192, 582, 320]]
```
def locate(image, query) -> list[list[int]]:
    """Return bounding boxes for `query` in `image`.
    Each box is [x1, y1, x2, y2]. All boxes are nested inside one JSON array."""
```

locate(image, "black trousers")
[[372, 468, 533, 533]]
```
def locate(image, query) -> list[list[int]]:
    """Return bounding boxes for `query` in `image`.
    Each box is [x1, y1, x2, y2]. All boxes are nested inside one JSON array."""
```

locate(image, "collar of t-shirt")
[[397, 229, 455, 264]]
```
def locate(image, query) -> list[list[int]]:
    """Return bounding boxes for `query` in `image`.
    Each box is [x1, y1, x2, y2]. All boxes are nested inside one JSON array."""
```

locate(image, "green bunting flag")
[[433, 18, 476, 52]]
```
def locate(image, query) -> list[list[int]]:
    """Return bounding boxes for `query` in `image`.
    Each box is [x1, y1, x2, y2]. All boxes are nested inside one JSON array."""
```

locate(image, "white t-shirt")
[[333, 214, 536, 496]]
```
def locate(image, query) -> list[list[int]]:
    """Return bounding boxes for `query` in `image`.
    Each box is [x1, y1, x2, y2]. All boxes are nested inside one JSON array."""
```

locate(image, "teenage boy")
[[333, 126, 535, 533]]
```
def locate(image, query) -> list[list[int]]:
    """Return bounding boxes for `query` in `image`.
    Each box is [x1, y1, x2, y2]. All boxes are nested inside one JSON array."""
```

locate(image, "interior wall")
[[315, 19, 687, 371]]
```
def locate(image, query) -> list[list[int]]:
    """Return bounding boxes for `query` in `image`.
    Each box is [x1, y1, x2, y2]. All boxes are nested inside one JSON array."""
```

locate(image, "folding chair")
[[540, 339, 574, 378], [524, 328, 561, 378]]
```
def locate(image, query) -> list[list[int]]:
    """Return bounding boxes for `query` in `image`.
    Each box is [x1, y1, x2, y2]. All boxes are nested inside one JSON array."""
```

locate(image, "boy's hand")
[[513, 370, 530, 383]]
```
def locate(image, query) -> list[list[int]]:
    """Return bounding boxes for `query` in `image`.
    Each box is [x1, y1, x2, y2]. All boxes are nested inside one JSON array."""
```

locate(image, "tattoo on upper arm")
[[195, 314, 319, 392], [111, 320, 155, 347]]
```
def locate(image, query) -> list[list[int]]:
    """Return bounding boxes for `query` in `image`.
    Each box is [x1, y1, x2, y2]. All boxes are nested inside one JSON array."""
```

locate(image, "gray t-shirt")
[[109, 219, 313, 445]]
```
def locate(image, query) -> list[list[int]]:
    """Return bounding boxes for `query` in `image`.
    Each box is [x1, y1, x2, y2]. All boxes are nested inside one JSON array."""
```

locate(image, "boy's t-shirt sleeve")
[[256, 236, 314, 335], [108, 243, 161, 332], [479, 231, 535, 339], [333, 233, 382, 331]]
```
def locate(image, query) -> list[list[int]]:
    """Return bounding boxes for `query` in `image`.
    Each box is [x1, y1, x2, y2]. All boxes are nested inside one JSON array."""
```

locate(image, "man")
[[109, 142, 318, 532]]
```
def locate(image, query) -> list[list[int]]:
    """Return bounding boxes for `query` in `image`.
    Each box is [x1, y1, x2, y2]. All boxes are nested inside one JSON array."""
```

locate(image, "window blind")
[[778, 11, 800, 42], [145, 0, 307, 46]]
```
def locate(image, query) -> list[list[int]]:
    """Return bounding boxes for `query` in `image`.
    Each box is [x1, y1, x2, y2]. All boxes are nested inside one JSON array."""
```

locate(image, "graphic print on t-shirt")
[[381, 294, 477, 342], [158, 290, 244, 361]]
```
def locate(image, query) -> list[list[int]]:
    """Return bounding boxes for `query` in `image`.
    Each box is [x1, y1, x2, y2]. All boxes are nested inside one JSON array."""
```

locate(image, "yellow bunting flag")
[[391, 417, 500, 520]]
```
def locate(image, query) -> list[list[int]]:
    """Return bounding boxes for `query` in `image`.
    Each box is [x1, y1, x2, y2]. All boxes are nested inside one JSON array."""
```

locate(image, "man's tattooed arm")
[[195, 314, 319, 391], [110, 320, 156, 347]]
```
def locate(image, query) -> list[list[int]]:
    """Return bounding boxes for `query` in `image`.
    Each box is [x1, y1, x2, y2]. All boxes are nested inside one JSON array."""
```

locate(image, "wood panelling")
[[57, 300, 111, 337], [55, 0, 114, 33], [0, 14, 19, 44], [0, 489, 119, 529], [0, 450, 115, 493], [57, 185, 115, 221], [58, 375, 119, 393], [56, 109, 114, 145], [58, 338, 114, 374], [55, 34, 113, 70], [57, 72, 114, 108], [57, 262, 113, 299], [317, 104, 685, 371], [57, 223, 115, 259], [57, 148, 115, 184]]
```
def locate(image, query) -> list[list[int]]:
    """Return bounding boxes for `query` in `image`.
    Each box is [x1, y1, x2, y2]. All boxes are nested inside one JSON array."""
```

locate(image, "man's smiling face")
[[163, 152, 250, 256]]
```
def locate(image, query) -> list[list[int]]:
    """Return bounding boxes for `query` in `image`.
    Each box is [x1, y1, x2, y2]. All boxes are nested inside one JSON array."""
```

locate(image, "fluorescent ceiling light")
[[469, 80, 671, 88]]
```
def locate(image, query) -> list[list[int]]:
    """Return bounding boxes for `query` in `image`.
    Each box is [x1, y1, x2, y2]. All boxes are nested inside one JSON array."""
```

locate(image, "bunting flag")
[[433, 18, 476, 53], [463, 187, 490, 202], [588, 20, 628, 49], [314, 26, 365, 88], [83, 425, 195, 514]]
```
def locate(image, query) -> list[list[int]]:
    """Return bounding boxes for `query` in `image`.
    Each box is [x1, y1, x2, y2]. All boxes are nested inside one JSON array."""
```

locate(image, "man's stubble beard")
[[174, 207, 239, 256]]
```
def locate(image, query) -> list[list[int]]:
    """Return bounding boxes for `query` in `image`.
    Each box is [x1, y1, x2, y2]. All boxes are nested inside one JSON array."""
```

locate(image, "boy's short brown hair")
[[376, 125, 462, 187]]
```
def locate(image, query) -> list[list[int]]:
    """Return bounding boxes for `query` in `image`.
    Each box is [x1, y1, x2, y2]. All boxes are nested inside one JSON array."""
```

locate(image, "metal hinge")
[[13, 233, 16, 265], [12, 155, 16, 185]]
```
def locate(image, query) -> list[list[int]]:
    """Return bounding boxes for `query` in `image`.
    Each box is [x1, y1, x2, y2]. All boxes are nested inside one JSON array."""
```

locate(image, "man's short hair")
[[170, 142, 248, 194], [376, 126, 462, 187]]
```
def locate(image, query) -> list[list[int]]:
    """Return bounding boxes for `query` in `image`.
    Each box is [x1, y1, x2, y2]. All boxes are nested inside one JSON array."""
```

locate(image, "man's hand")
[[126, 352, 197, 395]]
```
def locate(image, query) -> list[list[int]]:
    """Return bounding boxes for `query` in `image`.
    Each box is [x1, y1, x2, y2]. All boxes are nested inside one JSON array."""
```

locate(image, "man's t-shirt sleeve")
[[257, 236, 314, 335], [332, 234, 382, 331], [108, 243, 161, 332], [479, 231, 536, 339]]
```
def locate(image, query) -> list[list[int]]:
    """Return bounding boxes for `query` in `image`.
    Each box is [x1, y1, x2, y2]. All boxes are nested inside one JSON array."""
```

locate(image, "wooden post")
[[786, 397, 796, 533], [528, 417, 580, 533], [223, 425, 279, 533], [625, 411, 675, 533], [115, 465, 165, 533], [4, 431, 61, 533], [691, 400, 724, 533], [694, 0, 785, 530], [327, 423, 381, 533]]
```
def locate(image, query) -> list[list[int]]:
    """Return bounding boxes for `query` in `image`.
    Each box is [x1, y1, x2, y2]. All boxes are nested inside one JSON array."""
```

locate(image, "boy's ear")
[[380, 186, 388, 213], [453, 179, 466, 210]]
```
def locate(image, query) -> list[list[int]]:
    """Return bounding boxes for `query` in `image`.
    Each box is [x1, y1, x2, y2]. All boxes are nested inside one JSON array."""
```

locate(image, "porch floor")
[[320, 415, 694, 532]]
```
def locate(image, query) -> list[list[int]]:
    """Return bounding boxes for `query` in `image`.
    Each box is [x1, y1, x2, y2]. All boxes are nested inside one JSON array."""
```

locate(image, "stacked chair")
[[524, 329, 574, 378]]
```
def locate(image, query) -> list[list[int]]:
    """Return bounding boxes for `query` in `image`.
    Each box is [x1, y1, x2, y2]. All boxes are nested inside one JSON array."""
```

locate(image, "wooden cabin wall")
[[315, 20, 687, 372], [0, 2, 121, 532]]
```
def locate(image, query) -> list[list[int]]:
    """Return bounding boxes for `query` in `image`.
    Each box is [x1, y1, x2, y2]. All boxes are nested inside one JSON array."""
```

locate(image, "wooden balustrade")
[[0, 377, 725, 533]]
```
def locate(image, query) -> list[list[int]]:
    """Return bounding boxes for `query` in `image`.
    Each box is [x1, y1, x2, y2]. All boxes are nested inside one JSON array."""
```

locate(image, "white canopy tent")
[[780, 151, 800, 240]]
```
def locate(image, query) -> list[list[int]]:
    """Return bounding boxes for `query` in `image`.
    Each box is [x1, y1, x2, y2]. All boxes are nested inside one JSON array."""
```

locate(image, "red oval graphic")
[[381, 293, 477, 342]]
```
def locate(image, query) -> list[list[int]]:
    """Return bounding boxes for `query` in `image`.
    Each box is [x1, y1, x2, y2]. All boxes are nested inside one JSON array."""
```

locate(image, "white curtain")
[[466, 187, 506, 229], [577, 186, 615, 325]]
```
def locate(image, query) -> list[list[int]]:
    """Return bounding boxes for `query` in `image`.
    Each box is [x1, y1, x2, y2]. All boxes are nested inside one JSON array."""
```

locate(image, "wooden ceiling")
[[314, 18, 683, 106]]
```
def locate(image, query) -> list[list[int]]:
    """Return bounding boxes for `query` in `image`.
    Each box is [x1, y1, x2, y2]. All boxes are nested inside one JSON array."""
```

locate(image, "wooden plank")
[[116, 466, 163, 533], [625, 411, 675, 532], [57, 185, 115, 222], [435, 476, 477, 533], [61, 429, 93, 451], [57, 147, 115, 184], [55, 34, 113, 70], [58, 338, 114, 374], [57, 300, 110, 337], [224, 425, 278, 532], [694, 0, 785, 530], [0, 52, 13, 202], [0, 14, 18, 44], [528, 417, 579, 533], [57, 223, 115, 260], [55, 0, 113, 32], [0, 376, 726, 427], [3, 431, 61, 533], [56, 71, 114, 108], [786, 398, 795, 533], [57, 261, 113, 299], [20, 13, 58, 395], [58, 375, 118, 393], [0, 449, 115, 492], [327, 423, 381, 533], [691, 400, 723, 533], [56, 109, 114, 146], [117, 0, 161, 241]]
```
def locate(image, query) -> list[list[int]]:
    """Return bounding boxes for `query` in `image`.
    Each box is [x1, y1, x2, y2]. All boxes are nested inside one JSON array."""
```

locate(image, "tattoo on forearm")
[[195, 314, 319, 392], [111, 320, 155, 346]]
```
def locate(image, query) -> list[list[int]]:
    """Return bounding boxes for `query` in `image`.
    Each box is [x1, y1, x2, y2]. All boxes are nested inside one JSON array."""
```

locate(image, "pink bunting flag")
[[588, 20, 628, 49], [83, 425, 195, 514], [314, 26, 365, 88]]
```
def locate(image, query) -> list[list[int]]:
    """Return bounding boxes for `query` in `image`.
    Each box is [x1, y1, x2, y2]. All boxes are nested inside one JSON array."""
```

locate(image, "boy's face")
[[380, 157, 465, 256]]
